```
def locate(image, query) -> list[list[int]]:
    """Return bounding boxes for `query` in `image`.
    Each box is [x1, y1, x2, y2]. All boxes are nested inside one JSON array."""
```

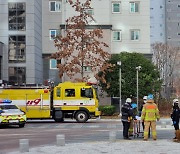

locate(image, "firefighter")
[[171, 98, 180, 139], [121, 98, 135, 140], [141, 94, 160, 141]]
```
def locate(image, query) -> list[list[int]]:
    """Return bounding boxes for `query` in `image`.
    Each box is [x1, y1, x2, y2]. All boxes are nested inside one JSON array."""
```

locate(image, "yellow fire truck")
[[0, 82, 100, 123]]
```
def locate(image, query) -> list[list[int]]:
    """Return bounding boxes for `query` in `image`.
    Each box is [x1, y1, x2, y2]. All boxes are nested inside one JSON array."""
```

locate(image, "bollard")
[[109, 131, 116, 142], [96, 116, 101, 121], [161, 121, 166, 128], [56, 134, 65, 146], [19, 139, 29, 153]]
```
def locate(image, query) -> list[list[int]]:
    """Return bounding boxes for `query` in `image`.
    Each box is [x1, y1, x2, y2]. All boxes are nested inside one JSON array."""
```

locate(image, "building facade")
[[165, 0, 180, 47], [42, 0, 151, 83], [0, 0, 151, 85], [0, 0, 43, 85], [150, 0, 166, 44], [150, 0, 180, 47], [0, 42, 3, 81]]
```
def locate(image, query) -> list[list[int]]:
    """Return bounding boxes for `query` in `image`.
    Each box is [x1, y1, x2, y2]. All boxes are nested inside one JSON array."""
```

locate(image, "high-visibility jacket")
[[141, 100, 160, 121]]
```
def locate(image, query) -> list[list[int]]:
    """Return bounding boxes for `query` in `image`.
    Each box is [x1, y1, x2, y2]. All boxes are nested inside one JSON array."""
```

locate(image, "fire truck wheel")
[[75, 111, 88, 123], [19, 123, 25, 128], [54, 111, 64, 122]]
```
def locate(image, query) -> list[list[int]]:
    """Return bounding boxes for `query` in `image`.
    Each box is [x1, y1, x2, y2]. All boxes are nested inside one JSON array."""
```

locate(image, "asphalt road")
[[0, 118, 174, 154]]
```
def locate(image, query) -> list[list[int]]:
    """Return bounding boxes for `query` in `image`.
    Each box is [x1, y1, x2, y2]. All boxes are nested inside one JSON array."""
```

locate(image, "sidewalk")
[[8, 118, 180, 154], [8, 139, 180, 154]]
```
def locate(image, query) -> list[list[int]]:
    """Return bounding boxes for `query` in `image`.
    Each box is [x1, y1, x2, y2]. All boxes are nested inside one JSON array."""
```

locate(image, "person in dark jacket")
[[171, 99, 180, 139], [121, 98, 135, 140]]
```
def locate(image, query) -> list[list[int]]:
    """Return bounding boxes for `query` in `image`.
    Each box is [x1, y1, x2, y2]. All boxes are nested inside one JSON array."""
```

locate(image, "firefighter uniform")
[[141, 94, 160, 141], [171, 99, 180, 139], [129, 120, 133, 136], [121, 98, 134, 140]]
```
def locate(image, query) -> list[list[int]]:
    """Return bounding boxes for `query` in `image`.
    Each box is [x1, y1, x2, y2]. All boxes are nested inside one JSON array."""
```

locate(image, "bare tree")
[[173, 52, 180, 98], [51, 0, 112, 83], [174, 77, 180, 98], [152, 42, 179, 99]]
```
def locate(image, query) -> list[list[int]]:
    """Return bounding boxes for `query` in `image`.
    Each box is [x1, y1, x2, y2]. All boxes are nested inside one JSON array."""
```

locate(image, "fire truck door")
[[26, 93, 50, 118]]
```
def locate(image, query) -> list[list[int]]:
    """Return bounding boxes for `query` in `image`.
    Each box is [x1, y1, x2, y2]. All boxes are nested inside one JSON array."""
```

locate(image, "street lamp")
[[117, 61, 122, 116], [136, 66, 141, 112]]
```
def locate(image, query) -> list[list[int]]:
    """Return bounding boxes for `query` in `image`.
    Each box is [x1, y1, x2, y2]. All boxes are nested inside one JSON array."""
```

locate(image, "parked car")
[[0, 100, 26, 128]]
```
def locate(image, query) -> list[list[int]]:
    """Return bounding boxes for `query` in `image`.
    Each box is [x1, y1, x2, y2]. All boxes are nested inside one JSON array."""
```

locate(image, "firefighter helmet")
[[173, 99, 179, 104], [143, 96, 147, 100], [147, 94, 154, 100], [126, 98, 132, 103]]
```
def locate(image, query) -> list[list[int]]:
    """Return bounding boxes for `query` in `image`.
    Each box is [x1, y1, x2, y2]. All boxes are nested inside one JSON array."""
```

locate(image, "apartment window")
[[8, 3, 26, 31], [83, 66, 91, 72], [49, 1, 61, 12], [9, 67, 26, 85], [50, 59, 57, 69], [49, 29, 60, 40], [9, 35, 26, 63], [130, 2, 139, 13], [130, 30, 140, 40], [50, 59, 60, 69], [112, 2, 121, 13], [86, 9, 94, 15], [112, 31, 121, 41]]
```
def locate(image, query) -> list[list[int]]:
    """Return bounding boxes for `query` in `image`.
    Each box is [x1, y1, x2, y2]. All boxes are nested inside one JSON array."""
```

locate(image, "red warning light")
[[44, 89, 49, 93]]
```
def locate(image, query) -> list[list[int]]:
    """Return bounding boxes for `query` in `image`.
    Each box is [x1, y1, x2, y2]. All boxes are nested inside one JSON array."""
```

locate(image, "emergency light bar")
[[0, 99, 12, 103]]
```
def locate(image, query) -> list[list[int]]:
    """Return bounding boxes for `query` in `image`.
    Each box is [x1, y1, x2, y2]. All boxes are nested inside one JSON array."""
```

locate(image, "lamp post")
[[117, 61, 122, 116], [136, 66, 141, 112]]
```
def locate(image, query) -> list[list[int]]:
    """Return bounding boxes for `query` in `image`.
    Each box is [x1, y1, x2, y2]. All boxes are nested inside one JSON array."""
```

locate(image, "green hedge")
[[98, 105, 116, 116]]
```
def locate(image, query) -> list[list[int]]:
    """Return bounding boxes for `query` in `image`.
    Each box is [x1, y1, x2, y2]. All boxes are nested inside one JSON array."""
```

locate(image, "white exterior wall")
[[64, 0, 111, 25], [111, 0, 150, 54], [64, 0, 150, 54]]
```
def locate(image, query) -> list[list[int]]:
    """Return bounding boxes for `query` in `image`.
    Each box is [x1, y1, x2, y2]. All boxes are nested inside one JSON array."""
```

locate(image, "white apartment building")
[[43, 0, 151, 83], [62, 0, 150, 54], [0, 0, 151, 85]]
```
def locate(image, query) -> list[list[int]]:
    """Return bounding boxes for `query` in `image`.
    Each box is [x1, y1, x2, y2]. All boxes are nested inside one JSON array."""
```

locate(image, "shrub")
[[99, 105, 116, 116], [157, 98, 172, 117]]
